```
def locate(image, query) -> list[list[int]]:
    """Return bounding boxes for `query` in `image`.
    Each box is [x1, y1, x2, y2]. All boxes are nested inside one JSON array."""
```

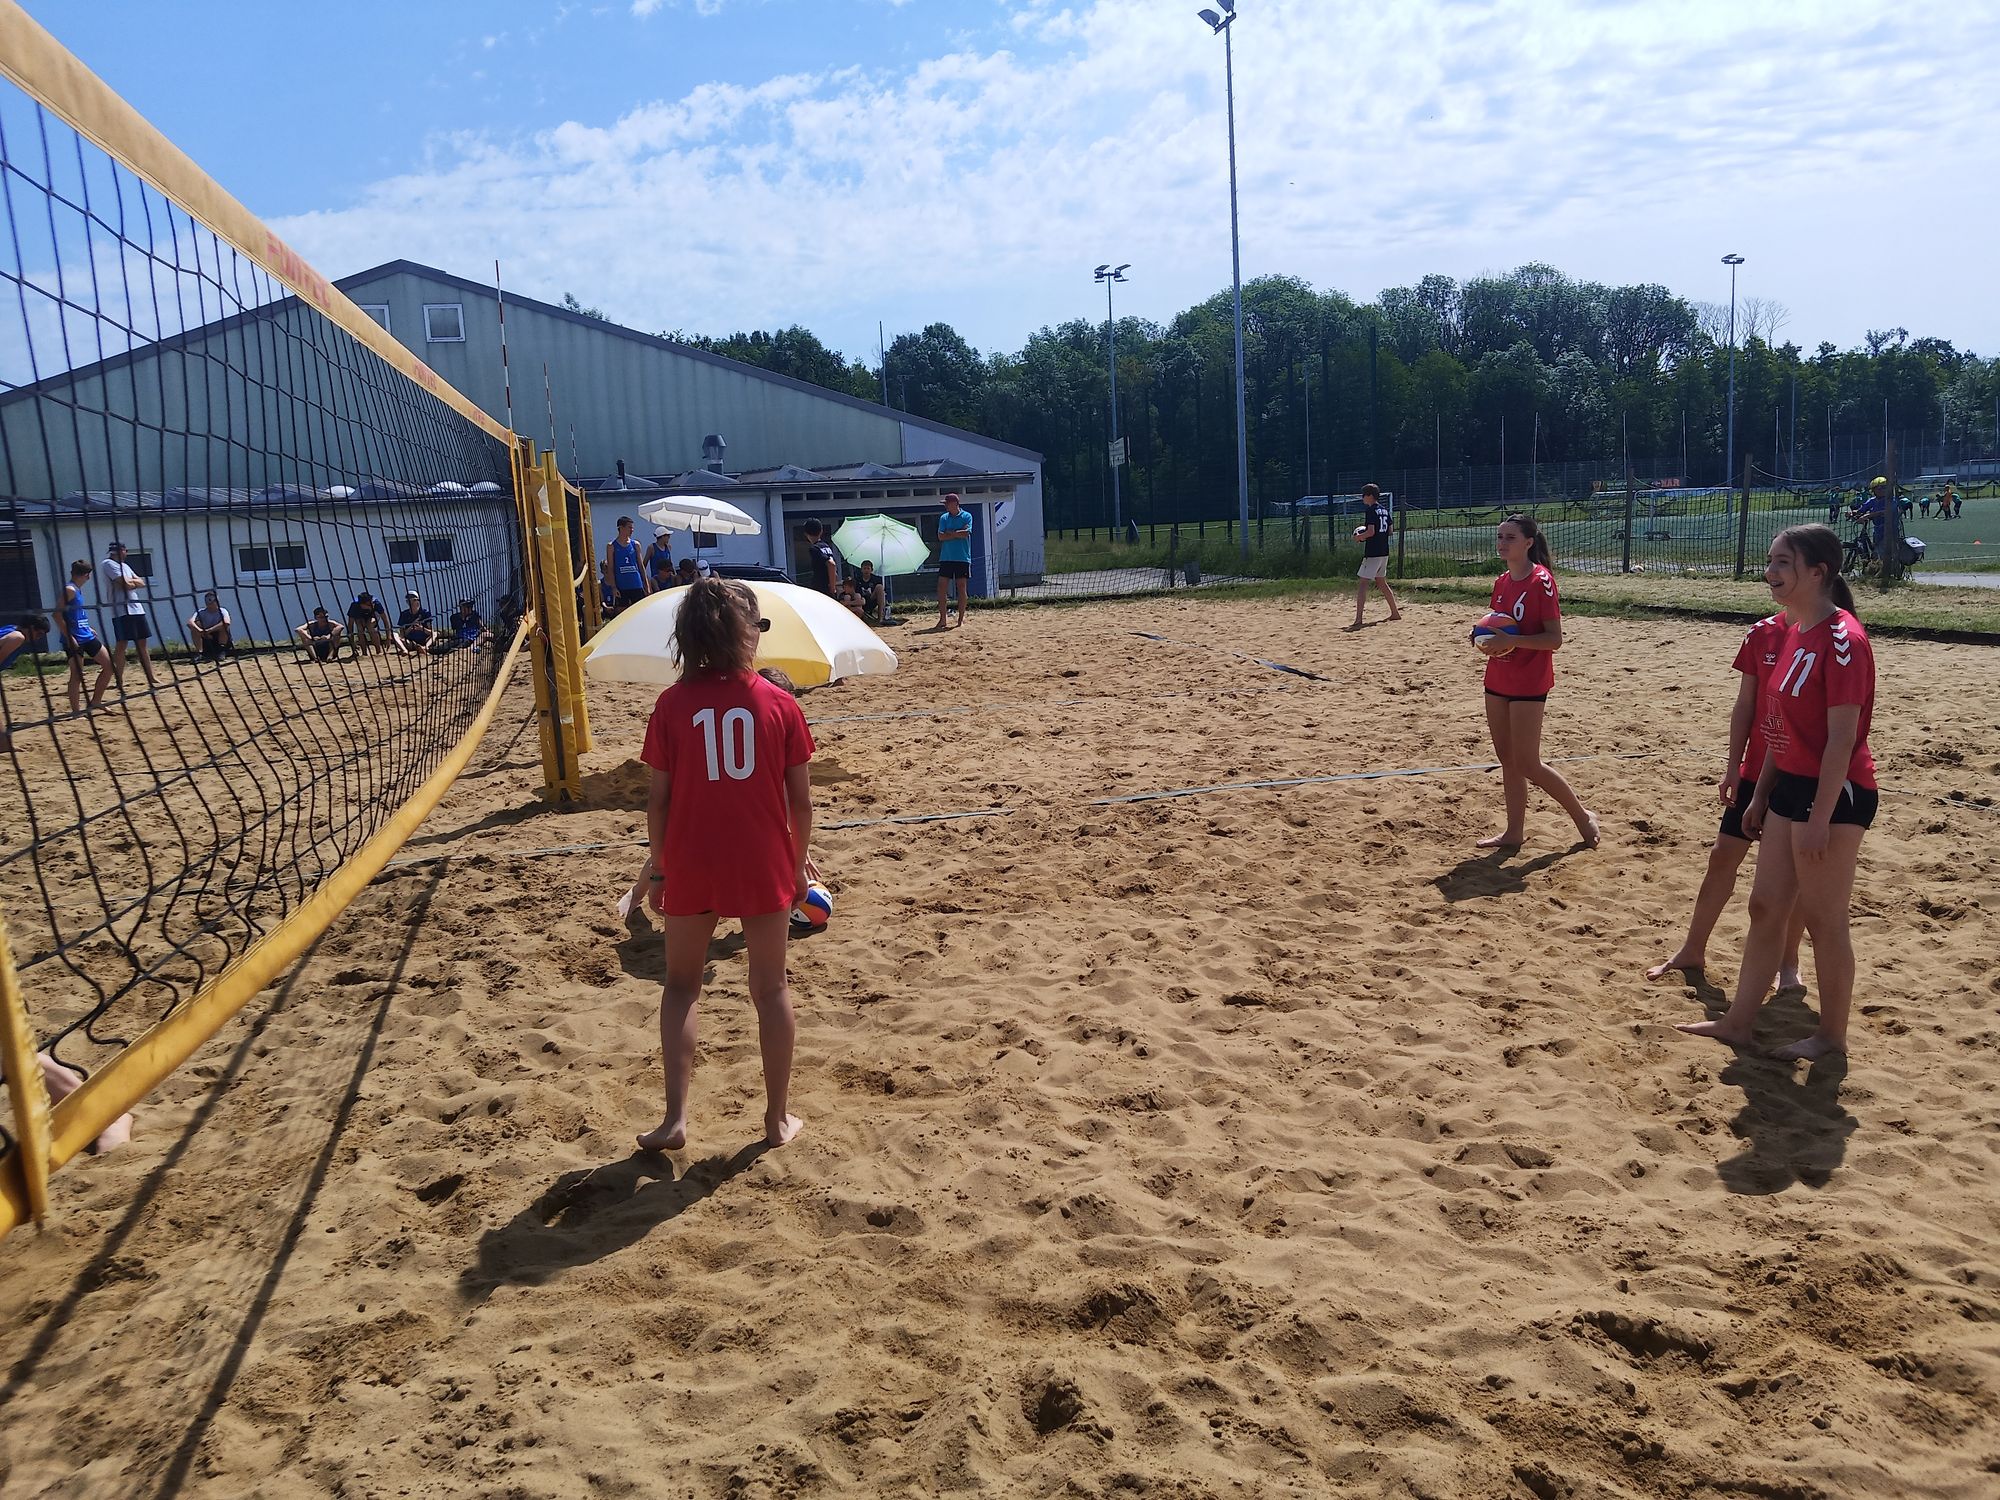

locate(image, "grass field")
[[1047, 491, 2000, 581]]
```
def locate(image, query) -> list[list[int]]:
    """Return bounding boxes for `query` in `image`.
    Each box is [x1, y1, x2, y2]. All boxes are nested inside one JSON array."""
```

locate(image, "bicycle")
[[1841, 529, 1877, 577]]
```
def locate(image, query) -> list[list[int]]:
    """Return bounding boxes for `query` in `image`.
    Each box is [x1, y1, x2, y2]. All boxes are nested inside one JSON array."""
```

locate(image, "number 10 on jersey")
[[694, 707, 756, 780]]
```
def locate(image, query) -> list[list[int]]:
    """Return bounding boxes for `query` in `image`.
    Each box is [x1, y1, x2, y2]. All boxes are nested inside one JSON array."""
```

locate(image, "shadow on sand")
[[1707, 985, 1858, 1194], [459, 1143, 770, 1297]]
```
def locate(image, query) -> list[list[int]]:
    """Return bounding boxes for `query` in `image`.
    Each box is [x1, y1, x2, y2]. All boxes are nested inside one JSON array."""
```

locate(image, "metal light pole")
[[1199, 3, 1250, 562], [1095, 263, 1130, 533], [1722, 253, 1744, 521]]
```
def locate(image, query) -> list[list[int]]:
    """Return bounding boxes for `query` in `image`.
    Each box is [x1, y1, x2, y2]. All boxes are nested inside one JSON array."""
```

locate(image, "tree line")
[[639, 265, 1999, 529]]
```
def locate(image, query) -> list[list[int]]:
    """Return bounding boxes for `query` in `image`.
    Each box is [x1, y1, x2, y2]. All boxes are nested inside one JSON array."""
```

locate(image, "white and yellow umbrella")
[[581, 579, 896, 689]]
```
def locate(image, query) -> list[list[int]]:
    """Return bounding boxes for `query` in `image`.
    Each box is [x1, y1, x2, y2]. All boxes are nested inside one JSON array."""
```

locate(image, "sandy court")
[[3, 592, 1998, 1499]]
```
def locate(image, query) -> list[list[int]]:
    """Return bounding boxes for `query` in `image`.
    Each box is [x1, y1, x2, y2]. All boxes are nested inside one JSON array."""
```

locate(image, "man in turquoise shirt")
[[935, 492, 972, 629]]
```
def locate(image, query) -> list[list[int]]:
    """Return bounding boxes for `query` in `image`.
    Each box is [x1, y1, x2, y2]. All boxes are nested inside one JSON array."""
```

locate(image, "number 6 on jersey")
[[693, 706, 756, 780]]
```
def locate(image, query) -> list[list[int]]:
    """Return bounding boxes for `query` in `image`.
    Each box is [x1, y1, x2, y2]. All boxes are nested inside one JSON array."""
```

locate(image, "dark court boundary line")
[[377, 754, 1995, 872], [805, 681, 1306, 726], [1131, 630, 1334, 681]]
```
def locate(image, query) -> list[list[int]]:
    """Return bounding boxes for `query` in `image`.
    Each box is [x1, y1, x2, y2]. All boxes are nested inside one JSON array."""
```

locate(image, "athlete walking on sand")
[[1348, 482, 1401, 630], [1647, 609, 1808, 989], [636, 578, 812, 1150], [1680, 525, 1878, 1061], [1474, 514, 1600, 851]]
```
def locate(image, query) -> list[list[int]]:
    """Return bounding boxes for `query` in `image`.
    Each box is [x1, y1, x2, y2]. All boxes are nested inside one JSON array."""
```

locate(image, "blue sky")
[[26, 0, 2000, 362]]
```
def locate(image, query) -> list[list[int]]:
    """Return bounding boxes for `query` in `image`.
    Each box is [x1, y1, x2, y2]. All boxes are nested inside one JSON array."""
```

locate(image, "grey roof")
[[812, 462, 905, 481], [17, 484, 507, 516], [337, 260, 1045, 466], [734, 464, 827, 483]]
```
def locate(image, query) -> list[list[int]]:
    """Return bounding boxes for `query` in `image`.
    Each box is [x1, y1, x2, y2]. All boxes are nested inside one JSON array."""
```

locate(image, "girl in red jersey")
[[1474, 515, 1600, 850], [637, 579, 812, 1150], [1646, 610, 1808, 988], [1680, 525, 1876, 1061]]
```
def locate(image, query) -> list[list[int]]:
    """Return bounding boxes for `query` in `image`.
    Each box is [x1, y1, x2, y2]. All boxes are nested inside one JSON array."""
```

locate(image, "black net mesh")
[[0, 86, 524, 1145]]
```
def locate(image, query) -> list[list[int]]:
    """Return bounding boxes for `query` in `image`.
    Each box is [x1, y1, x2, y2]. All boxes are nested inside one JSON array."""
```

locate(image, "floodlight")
[[1197, 8, 1222, 29], [1094, 263, 1110, 275], [1721, 253, 1744, 266]]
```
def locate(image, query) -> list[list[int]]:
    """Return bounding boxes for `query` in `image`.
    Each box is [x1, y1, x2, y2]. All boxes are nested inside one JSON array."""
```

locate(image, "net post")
[[1394, 494, 1407, 580], [1883, 439, 1903, 582], [574, 484, 603, 640], [1733, 453, 1754, 580], [1622, 465, 1636, 574], [519, 440, 573, 800], [531, 452, 585, 801], [550, 464, 593, 755], [0, 909, 53, 1226]]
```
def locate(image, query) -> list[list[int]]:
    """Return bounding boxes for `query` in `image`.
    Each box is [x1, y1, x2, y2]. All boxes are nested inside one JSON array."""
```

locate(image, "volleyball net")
[[0, 4, 589, 1233]]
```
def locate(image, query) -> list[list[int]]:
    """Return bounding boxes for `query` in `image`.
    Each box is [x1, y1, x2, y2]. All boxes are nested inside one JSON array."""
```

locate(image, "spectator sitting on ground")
[[187, 592, 233, 662], [395, 591, 436, 655], [676, 556, 700, 588], [444, 599, 492, 653], [346, 590, 390, 653], [836, 576, 865, 616], [848, 560, 886, 620], [296, 606, 344, 662], [1, 617, 50, 751]]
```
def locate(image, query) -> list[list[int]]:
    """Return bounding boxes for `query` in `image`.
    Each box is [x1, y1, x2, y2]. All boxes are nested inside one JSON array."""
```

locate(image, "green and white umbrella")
[[831, 513, 929, 624], [831, 513, 929, 575]]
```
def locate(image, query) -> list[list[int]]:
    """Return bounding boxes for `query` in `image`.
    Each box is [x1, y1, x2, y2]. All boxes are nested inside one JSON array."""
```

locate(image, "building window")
[[357, 304, 391, 333], [237, 543, 307, 577], [124, 550, 154, 579], [389, 535, 455, 568], [423, 304, 465, 343]]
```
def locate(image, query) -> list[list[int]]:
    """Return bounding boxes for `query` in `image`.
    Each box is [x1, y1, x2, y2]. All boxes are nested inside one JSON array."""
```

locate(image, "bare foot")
[[1675, 1020, 1755, 1047], [1771, 1033, 1843, 1063], [1475, 831, 1524, 849], [636, 1118, 687, 1153], [1575, 810, 1602, 849], [1344, 621, 1363, 632], [1387, 611, 1402, 621], [38, 1052, 133, 1154], [1647, 953, 1704, 982], [765, 1113, 804, 1148], [1774, 967, 1804, 992]]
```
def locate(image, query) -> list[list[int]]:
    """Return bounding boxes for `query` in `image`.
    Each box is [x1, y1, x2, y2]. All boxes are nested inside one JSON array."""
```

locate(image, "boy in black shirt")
[[1349, 482, 1401, 630]]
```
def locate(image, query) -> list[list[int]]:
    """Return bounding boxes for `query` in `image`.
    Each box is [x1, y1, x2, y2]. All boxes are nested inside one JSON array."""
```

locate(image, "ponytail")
[[671, 576, 760, 677], [1503, 513, 1553, 569], [1774, 524, 1857, 619]]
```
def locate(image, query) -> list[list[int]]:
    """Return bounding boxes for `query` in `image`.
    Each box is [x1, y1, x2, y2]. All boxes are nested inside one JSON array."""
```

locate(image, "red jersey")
[[1761, 608, 1875, 789], [1483, 565, 1560, 697], [1729, 613, 1788, 779], [640, 672, 815, 916]]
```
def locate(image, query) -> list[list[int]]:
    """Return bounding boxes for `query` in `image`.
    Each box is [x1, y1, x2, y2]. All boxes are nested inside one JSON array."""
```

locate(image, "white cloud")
[[273, 0, 2000, 360]]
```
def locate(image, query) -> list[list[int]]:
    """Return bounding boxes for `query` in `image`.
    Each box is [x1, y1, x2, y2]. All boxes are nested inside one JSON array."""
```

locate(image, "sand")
[[3, 593, 1998, 1499]]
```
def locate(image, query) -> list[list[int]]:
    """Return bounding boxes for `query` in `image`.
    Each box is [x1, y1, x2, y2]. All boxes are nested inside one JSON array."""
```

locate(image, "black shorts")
[[112, 614, 151, 643], [616, 587, 647, 610], [65, 637, 101, 661], [309, 639, 336, 662], [1718, 775, 1759, 842], [937, 560, 970, 581], [1484, 690, 1547, 704], [1766, 770, 1878, 830]]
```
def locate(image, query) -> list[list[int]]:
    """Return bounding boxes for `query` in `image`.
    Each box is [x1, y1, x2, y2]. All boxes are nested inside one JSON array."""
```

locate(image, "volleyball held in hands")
[[1471, 611, 1519, 653]]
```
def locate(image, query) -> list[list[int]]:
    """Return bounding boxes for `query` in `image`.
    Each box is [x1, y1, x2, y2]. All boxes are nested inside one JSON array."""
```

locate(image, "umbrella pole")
[[880, 544, 896, 626]]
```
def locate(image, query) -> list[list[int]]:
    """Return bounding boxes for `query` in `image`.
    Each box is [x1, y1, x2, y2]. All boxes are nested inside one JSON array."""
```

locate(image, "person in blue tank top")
[[646, 530, 676, 590], [57, 559, 114, 714], [604, 516, 651, 615], [2, 616, 49, 751]]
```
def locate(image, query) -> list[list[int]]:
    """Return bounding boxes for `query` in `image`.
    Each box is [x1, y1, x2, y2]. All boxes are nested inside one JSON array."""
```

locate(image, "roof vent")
[[702, 433, 727, 473]]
